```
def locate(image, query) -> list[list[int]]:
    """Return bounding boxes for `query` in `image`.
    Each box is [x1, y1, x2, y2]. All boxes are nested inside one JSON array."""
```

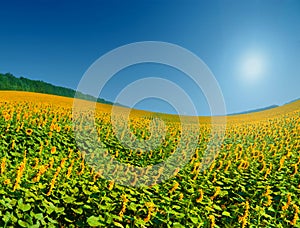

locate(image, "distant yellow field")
[[1, 91, 298, 121]]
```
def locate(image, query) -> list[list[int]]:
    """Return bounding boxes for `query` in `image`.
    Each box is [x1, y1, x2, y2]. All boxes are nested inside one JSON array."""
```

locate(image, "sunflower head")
[[26, 129, 33, 136], [51, 146, 56, 154], [3, 179, 10, 185], [4, 115, 10, 121]]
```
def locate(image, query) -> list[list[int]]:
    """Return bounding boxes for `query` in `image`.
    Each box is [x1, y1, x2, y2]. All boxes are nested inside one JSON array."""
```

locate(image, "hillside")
[[1, 72, 298, 117], [0, 91, 299, 227], [0, 72, 113, 105], [228, 105, 279, 116]]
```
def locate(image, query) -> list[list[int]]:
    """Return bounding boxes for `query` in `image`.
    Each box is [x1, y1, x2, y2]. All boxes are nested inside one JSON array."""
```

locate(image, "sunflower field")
[[0, 91, 299, 227]]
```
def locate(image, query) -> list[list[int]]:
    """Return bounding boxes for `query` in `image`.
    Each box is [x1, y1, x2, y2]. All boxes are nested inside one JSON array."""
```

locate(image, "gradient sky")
[[1, 0, 300, 115]]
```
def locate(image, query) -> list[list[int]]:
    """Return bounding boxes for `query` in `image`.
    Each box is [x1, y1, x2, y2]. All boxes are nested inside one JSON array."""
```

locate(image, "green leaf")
[[134, 217, 146, 225], [110, 191, 118, 198], [47, 216, 58, 224], [114, 222, 124, 228], [2, 212, 11, 223], [83, 204, 92, 209], [56, 207, 65, 214], [222, 211, 231, 217], [127, 195, 137, 202], [190, 217, 198, 224], [50, 198, 60, 204], [268, 207, 276, 212], [205, 206, 214, 212], [262, 213, 273, 219], [87, 216, 101, 227], [172, 205, 181, 210], [186, 188, 195, 193], [172, 222, 185, 228], [34, 213, 44, 220], [30, 222, 40, 228], [62, 196, 76, 203], [128, 202, 138, 211], [38, 183, 46, 189], [72, 207, 83, 214], [213, 204, 222, 211], [74, 201, 84, 205], [83, 189, 92, 195], [18, 203, 31, 212], [64, 217, 74, 223], [18, 220, 28, 227], [44, 202, 56, 215], [175, 213, 185, 219]]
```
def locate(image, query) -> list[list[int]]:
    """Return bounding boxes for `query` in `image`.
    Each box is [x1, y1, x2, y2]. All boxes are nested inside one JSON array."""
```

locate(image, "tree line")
[[0, 73, 114, 105]]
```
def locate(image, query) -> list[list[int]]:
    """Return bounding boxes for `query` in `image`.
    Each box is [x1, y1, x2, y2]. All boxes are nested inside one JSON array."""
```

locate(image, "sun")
[[240, 52, 266, 82]]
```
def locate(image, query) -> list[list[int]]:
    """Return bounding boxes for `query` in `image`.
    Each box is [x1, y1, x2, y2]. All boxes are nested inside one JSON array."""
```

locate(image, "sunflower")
[[51, 146, 56, 154], [26, 129, 33, 136], [3, 179, 10, 185], [4, 114, 11, 121]]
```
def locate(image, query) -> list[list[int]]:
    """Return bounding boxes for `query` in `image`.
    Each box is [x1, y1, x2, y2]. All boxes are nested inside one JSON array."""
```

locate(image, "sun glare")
[[240, 52, 266, 82]]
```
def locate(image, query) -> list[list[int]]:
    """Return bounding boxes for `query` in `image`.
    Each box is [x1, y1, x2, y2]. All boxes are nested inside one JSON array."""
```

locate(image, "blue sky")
[[1, 0, 300, 115]]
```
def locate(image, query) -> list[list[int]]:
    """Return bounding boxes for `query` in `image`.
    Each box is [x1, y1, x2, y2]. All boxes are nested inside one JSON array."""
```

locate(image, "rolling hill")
[[0, 72, 114, 105], [0, 72, 298, 116], [0, 91, 299, 227]]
